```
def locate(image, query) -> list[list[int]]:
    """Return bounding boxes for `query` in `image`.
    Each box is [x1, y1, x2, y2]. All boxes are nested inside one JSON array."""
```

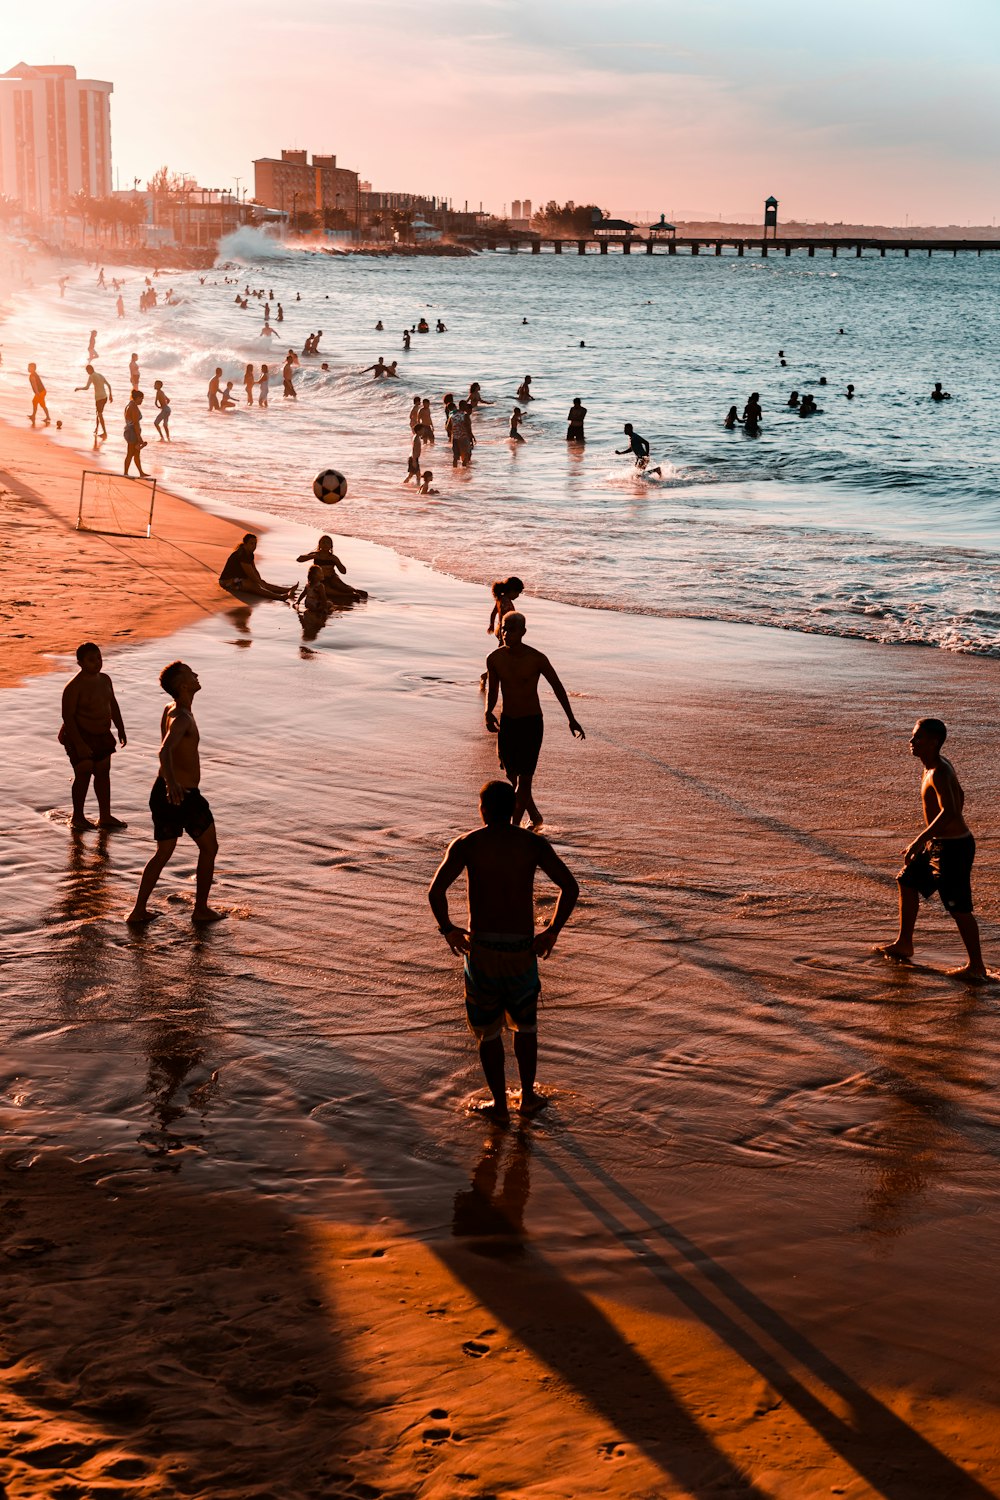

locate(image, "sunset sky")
[[5, 0, 998, 223]]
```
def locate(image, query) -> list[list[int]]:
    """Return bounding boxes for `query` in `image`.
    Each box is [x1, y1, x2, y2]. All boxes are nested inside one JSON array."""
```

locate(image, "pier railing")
[[468, 235, 1000, 259]]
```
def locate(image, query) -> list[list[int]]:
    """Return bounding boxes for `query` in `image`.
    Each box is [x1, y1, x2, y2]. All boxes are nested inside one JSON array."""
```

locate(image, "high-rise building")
[[253, 149, 359, 220], [0, 63, 113, 211], [511, 199, 521, 221], [523, 199, 532, 221]]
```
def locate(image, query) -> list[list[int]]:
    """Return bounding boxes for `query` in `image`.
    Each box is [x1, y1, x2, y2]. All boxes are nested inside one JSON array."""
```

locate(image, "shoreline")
[[0, 412, 250, 689]]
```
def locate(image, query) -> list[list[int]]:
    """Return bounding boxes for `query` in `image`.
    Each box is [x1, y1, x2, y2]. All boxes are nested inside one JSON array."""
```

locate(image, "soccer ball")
[[313, 468, 348, 504]]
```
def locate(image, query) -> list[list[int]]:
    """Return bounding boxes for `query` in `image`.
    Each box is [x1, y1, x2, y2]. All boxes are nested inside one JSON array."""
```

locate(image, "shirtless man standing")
[[75, 364, 113, 438], [127, 661, 224, 926], [208, 367, 223, 410], [876, 718, 987, 982], [428, 779, 579, 1122], [59, 642, 127, 830], [485, 612, 585, 830]]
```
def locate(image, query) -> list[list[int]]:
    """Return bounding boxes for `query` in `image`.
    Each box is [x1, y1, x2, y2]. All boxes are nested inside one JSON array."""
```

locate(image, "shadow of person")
[[51, 829, 115, 1014], [543, 1130, 995, 1500], [226, 603, 254, 636], [0, 1150, 373, 1497], [452, 1125, 530, 1258]]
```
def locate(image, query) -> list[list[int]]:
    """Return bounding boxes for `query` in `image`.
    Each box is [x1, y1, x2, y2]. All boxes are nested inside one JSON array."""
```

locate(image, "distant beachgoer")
[[566, 397, 587, 442], [87, 330, 98, 360], [219, 533, 293, 598], [126, 660, 224, 926], [244, 363, 255, 405], [220, 381, 237, 410], [59, 642, 127, 831], [402, 330, 411, 350], [436, 320, 447, 332], [468, 382, 493, 409], [299, 566, 330, 614], [384, 360, 399, 378], [845, 384, 855, 399], [129, 352, 140, 388], [516, 375, 533, 401], [485, 612, 584, 830], [742, 392, 762, 436], [724, 405, 741, 429], [258, 364, 270, 407], [409, 396, 422, 431], [875, 718, 986, 983], [616, 423, 661, 474], [123, 391, 147, 477], [428, 779, 580, 1122], [116, 294, 125, 319], [97, 266, 105, 287], [365, 357, 387, 379], [417, 318, 429, 333], [58, 276, 68, 298], [451, 401, 475, 467], [27, 363, 50, 426], [787, 391, 800, 408], [75, 364, 112, 438], [579, 340, 585, 347], [405, 449, 421, 485], [282, 357, 297, 399], [838, 327, 845, 335], [276, 304, 283, 322], [260, 320, 278, 338], [153, 379, 171, 439], [375, 320, 384, 330], [818, 376, 827, 387], [208, 368, 222, 410], [509, 406, 525, 441], [799, 394, 818, 417], [418, 470, 438, 495], [931, 382, 952, 401], [418, 399, 435, 441]]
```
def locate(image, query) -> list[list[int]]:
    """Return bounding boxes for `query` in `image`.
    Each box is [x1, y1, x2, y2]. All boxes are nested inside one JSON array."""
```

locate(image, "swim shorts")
[[149, 777, 215, 844], [566, 424, 585, 441], [58, 725, 116, 767], [497, 713, 544, 781], [897, 835, 975, 915], [464, 933, 540, 1040]]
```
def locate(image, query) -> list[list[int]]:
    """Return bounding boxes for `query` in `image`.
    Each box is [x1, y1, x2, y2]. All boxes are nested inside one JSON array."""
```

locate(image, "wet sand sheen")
[[3, 499, 1000, 1493]]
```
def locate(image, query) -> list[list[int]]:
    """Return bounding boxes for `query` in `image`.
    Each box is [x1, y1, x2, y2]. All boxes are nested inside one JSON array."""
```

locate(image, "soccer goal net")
[[76, 469, 157, 539]]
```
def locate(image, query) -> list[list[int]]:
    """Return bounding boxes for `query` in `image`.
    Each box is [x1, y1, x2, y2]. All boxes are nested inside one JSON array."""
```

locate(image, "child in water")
[[724, 405, 741, 429], [480, 576, 525, 688], [418, 471, 438, 495], [509, 407, 525, 441]]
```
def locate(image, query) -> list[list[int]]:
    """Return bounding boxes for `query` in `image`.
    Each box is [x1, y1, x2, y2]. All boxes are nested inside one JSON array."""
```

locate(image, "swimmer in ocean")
[[724, 405, 741, 429], [616, 423, 661, 476], [931, 382, 952, 401], [509, 407, 525, 442], [516, 375, 533, 401]]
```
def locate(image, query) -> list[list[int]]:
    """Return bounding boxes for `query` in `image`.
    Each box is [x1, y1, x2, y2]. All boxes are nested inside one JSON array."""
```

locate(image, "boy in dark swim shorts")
[[59, 642, 128, 830], [429, 781, 579, 1122], [876, 718, 987, 982]]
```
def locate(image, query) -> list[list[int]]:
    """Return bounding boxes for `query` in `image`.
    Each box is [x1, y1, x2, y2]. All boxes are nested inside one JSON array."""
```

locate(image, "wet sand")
[[0, 414, 246, 689], [3, 488, 1000, 1495]]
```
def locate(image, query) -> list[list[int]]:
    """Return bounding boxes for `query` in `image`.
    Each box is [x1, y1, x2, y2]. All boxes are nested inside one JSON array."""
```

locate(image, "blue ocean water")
[[5, 236, 1000, 652]]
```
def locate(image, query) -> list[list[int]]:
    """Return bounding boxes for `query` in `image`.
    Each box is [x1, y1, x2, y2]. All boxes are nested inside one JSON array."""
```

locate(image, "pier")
[[472, 235, 1000, 258]]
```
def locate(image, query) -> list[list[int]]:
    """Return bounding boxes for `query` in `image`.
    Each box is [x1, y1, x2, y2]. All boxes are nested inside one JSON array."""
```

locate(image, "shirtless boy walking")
[[59, 642, 127, 830], [485, 613, 585, 830], [876, 718, 987, 983], [428, 779, 579, 1122], [126, 661, 224, 926]]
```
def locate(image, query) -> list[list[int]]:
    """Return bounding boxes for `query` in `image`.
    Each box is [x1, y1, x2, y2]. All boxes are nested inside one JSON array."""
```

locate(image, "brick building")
[[253, 149, 358, 220], [0, 62, 113, 212]]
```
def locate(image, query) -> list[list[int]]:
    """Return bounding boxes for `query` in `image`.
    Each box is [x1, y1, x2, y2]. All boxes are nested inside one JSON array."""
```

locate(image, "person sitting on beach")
[[485, 612, 585, 830], [153, 379, 171, 439], [27, 363, 50, 427], [516, 375, 533, 401], [126, 660, 224, 927], [875, 718, 987, 984], [616, 423, 661, 476], [742, 392, 762, 435], [566, 397, 587, 442], [75, 364, 113, 439], [59, 642, 127, 831], [428, 778, 579, 1123], [295, 535, 368, 600], [219, 533, 294, 599], [299, 565, 330, 614], [787, 391, 800, 409], [509, 406, 525, 442], [931, 382, 952, 401], [724, 405, 741, 429], [123, 390, 147, 478], [208, 368, 223, 410], [417, 470, 438, 495]]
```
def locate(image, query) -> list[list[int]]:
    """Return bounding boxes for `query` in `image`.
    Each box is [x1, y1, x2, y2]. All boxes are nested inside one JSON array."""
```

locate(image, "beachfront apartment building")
[[253, 149, 359, 222], [0, 63, 112, 213]]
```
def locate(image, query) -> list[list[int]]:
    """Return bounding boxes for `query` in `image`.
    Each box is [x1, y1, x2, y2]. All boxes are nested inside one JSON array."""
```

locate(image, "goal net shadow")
[[77, 470, 157, 539]]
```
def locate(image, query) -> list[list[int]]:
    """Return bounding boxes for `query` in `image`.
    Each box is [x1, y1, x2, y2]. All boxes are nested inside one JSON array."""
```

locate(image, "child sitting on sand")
[[299, 566, 330, 614], [59, 642, 128, 830], [295, 535, 369, 601]]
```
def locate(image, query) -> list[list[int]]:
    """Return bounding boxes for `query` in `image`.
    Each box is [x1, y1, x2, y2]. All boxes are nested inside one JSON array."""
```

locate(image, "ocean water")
[[4, 235, 1000, 653]]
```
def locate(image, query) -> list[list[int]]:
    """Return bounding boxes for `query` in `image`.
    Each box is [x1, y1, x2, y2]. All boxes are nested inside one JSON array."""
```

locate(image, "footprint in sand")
[[462, 1339, 491, 1358]]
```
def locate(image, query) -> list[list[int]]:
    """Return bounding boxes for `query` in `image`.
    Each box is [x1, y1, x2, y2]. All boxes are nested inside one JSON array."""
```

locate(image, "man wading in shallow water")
[[485, 612, 585, 831], [876, 717, 987, 983], [429, 780, 579, 1122]]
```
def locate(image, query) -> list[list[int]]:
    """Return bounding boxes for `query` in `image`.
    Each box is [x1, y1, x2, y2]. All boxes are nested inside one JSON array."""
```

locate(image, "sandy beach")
[[3, 417, 1000, 1497]]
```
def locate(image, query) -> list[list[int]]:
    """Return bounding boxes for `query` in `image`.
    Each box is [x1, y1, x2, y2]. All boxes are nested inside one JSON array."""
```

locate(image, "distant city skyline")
[[3, 0, 998, 225]]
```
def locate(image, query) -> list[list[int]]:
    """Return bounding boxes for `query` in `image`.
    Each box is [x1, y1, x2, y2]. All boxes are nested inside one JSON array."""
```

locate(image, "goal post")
[[77, 469, 157, 539]]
